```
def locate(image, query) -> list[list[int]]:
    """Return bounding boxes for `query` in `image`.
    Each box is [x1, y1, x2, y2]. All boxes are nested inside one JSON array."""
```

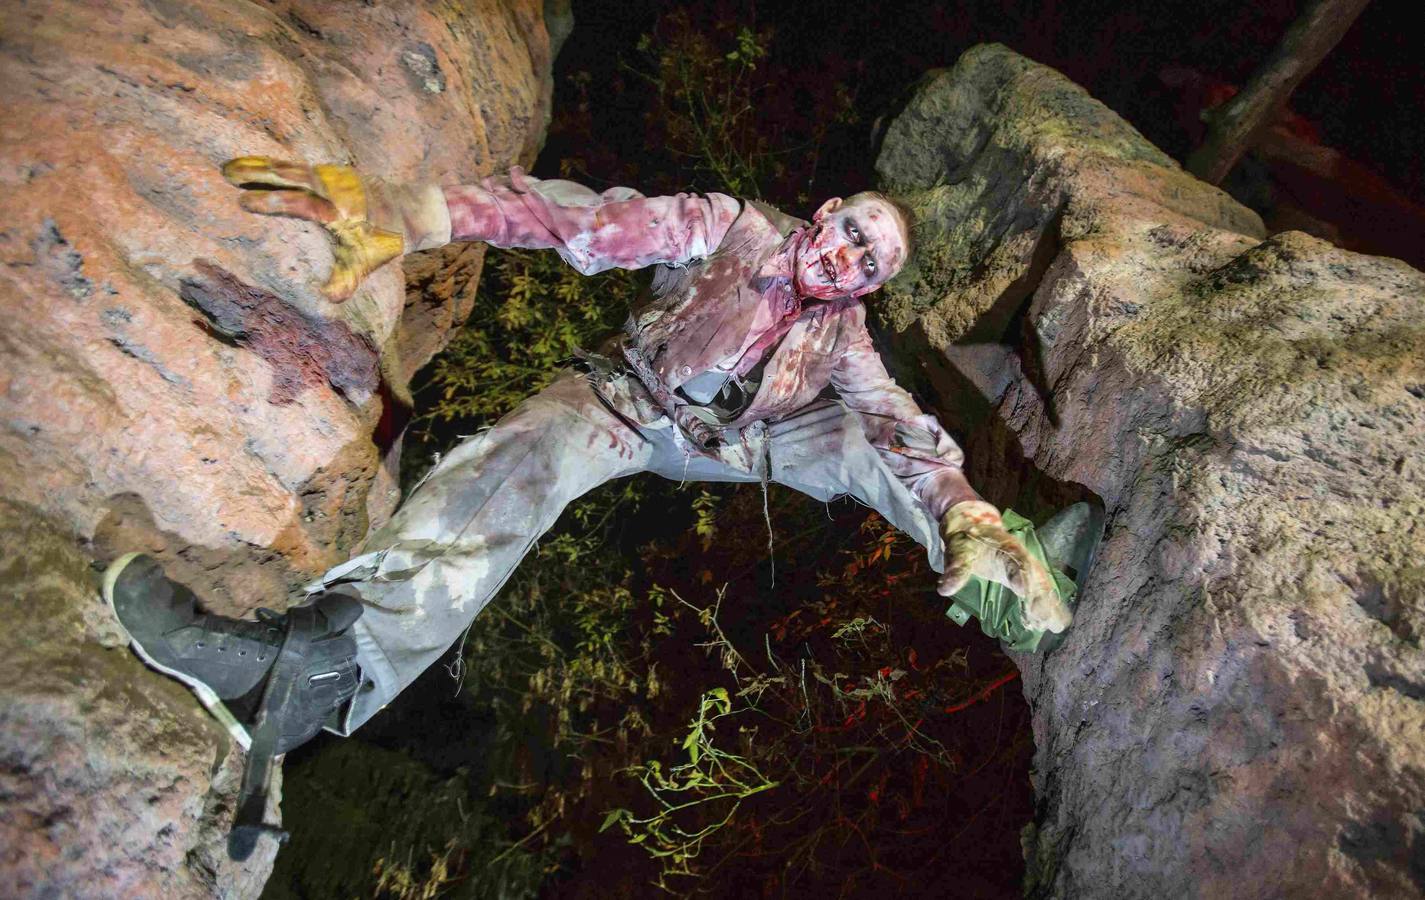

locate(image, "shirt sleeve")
[[442, 166, 743, 275], [829, 307, 980, 521]]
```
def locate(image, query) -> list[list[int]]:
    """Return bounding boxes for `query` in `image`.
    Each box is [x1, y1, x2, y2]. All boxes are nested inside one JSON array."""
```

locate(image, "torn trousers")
[[311, 370, 946, 733]]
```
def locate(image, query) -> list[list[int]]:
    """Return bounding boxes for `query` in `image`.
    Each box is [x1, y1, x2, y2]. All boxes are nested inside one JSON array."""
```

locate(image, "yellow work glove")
[[221, 156, 450, 302], [937, 500, 1072, 634]]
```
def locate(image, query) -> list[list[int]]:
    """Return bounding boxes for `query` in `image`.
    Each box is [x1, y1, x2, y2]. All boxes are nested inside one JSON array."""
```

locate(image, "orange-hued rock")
[[0, 0, 560, 895], [0, 0, 561, 603]]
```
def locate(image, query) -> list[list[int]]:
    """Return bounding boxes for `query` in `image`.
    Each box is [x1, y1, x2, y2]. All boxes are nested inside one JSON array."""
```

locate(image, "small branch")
[[489, 819, 549, 865], [942, 669, 1020, 715]]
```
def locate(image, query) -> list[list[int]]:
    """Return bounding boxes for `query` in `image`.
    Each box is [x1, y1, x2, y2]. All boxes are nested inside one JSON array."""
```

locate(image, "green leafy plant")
[[371, 839, 461, 900], [601, 687, 779, 891], [626, 9, 852, 202], [409, 247, 640, 451], [691, 489, 720, 550]]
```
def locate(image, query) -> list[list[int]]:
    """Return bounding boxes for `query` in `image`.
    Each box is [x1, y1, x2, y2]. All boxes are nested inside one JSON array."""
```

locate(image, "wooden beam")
[[1187, 0, 1371, 186]]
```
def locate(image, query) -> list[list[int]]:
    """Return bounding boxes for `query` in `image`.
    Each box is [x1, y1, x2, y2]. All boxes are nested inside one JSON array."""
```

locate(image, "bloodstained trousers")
[[311, 370, 946, 733]]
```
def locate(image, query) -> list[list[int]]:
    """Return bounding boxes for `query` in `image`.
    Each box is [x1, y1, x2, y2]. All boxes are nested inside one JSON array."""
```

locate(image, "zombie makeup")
[[792, 195, 908, 300]]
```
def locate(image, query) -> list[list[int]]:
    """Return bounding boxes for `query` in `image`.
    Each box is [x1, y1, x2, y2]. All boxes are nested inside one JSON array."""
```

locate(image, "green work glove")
[[938, 501, 1075, 652], [221, 156, 450, 301]]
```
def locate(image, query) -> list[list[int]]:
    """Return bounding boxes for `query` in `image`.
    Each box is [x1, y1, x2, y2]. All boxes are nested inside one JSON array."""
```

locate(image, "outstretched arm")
[[829, 308, 979, 521], [221, 158, 740, 299], [830, 309, 1070, 633], [444, 167, 741, 275]]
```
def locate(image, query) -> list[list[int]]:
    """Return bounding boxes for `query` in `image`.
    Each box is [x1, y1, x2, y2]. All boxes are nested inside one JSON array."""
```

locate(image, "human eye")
[[864, 254, 877, 275], [846, 221, 861, 243]]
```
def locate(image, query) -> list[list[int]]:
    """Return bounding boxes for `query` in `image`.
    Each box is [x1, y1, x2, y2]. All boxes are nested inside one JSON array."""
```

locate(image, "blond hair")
[[846, 190, 914, 262]]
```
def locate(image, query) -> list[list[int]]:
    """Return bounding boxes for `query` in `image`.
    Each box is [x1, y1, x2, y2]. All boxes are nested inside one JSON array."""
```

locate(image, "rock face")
[[876, 45, 1425, 898], [0, 499, 280, 898], [0, 1, 560, 896]]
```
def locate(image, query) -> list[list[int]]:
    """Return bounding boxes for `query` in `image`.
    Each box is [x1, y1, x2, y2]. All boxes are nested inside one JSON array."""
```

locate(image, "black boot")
[[103, 552, 363, 861], [1032, 500, 1106, 653], [1037, 500, 1106, 587]]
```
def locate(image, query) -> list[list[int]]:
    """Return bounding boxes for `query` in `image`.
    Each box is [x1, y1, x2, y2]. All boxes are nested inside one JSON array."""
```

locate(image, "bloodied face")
[[792, 194, 909, 300]]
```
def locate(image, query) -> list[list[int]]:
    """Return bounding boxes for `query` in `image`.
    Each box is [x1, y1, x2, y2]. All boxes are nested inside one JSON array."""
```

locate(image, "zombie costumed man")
[[104, 159, 1102, 859]]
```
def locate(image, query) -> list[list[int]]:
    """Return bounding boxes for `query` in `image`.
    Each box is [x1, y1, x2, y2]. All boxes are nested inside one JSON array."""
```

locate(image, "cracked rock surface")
[[877, 44, 1425, 898], [0, 1, 561, 896]]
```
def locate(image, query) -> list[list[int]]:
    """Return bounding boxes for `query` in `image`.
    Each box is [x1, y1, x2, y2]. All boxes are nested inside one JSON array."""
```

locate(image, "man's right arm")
[[443, 167, 741, 275]]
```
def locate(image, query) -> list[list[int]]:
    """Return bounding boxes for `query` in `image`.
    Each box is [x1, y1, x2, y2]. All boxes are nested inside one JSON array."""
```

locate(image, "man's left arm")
[[828, 310, 979, 521], [829, 311, 1070, 633]]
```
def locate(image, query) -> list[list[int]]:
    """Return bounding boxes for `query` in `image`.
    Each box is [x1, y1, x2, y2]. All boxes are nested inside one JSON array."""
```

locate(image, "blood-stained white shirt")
[[445, 167, 741, 274], [441, 168, 979, 517]]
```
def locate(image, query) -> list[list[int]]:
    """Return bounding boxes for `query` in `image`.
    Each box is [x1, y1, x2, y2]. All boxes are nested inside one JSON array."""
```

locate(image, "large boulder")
[[876, 45, 1425, 898], [0, 1, 560, 895]]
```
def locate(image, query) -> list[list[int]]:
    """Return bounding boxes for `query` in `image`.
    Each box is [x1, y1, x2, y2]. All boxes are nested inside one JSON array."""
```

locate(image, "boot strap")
[[227, 605, 319, 860]]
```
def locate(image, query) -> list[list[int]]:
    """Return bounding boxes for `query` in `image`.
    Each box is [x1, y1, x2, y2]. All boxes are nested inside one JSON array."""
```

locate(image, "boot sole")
[[102, 552, 253, 752]]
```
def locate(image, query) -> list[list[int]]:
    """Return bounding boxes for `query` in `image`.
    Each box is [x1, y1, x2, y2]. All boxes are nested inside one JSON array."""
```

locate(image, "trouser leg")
[[765, 400, 947, 569], [643, 399, 946, 568], [316, 388, 943, 733], [312, 372, 653, 732]]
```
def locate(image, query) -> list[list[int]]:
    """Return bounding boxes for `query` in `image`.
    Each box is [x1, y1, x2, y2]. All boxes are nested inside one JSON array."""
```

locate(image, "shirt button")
[[680, 365, 693, 376]]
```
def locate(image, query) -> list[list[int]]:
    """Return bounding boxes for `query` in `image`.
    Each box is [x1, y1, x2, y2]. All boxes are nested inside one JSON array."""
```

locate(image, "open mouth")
[[818, 251, 839, 288]]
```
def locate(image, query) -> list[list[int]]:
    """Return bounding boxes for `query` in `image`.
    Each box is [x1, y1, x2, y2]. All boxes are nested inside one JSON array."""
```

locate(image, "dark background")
[[541, 0, 1423, 264]]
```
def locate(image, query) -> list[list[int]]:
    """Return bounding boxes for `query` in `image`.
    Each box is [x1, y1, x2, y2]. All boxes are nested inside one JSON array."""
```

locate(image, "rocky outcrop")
[[0, 498, 279, 898], [0, 1, 560, 895], [876, 45, 1425, 898]]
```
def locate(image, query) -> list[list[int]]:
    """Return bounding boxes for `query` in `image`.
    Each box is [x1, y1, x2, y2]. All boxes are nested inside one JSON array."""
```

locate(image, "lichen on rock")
[[876, 44, 1425, 898]]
